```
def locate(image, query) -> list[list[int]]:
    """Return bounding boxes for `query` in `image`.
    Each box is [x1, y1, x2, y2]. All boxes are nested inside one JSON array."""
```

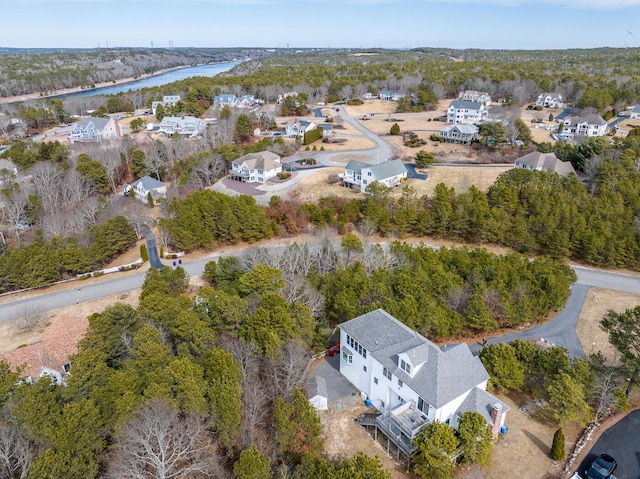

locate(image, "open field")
[[291, 164, 511, 202], [576, 287, 640, 365]]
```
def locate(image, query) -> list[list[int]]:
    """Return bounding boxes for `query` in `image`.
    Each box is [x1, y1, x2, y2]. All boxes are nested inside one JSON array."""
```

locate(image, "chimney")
[[490, 403, 503, 437]]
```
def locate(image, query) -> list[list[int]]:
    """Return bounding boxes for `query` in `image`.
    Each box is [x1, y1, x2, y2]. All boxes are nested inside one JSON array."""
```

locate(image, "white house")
[[319, 123, 333, 137], [446, 100, 488, 125], [213, 94, 256, 108], [536, 93, 564, 109], [341, 159, 408, 193], [158, 116, 206, 137], [514, 151, 576, 176], [152, 95, 181, 115], [285, 119, 317, 137], [125, 175, 167, 202], [379, 89, 405, 101], [629, 105, 640, 119], [561, 115, 608, 138], [277, 91, 298, 104], [229, 151, 282, 184], [440, 124, 479, 145], [458, 90, 491, 105], [69, 117, 121, 143], [339, 309, 509, 458]]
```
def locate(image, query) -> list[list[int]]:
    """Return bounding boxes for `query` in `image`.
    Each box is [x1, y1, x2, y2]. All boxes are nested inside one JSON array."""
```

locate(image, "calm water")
[[60, 62, 239, 98]]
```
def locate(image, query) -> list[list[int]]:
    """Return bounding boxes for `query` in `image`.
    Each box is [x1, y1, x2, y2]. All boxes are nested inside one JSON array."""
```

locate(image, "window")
[[342, 350, 352, 364], [398, 379, 403, 388], [363, 348, 367, 359], [400, 359, 411, 375], [363, 365, 367, 372], [383, 367, 392, 381], [418, 397, 430, 414], [363, 180, 367, 185], [374, 377, 378, 385], [398, 395, 405, 404], [367, 171, 372, 176]]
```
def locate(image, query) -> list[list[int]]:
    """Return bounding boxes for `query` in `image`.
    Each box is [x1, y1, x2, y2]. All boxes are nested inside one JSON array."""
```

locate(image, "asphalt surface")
[[140, 225, 163, 269], [574, 410, 640, 479]]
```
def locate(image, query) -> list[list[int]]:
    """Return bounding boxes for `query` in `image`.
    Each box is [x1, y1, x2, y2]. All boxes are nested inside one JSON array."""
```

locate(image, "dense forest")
[[0, 47, 272, 98]]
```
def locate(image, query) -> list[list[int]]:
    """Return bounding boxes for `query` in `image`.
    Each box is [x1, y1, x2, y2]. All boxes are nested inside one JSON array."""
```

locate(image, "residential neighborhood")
[[1, 41, 640, 479]]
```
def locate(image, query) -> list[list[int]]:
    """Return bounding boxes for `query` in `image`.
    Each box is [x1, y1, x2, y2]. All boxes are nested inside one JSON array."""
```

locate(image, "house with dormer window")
[[340, 309, 508, 460], [536, 93, 564, 109], [446, 100, 488, 125], [340, 159, 407, 193]]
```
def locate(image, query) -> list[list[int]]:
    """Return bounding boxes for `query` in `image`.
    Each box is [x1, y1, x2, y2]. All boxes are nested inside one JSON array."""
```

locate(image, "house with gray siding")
[[341, 159, 408, 193]]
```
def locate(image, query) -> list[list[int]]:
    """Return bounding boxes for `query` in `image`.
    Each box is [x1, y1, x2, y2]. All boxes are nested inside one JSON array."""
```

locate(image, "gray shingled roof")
[[633, 105, 640, 114], [233, 151, 281, 170], [345, 159, 370, 175], [306, 375, 328, 399], [133, 175, 165, 190], [367, 159, 407, 180], [456, 387, 510, 424], [449, 100, 484, 110], [0, 159, 17, 171], [76, 117, 110, 130], [339, 309, 489, 409], [441, 124, 479, 134], [516, 151, 576, 176]]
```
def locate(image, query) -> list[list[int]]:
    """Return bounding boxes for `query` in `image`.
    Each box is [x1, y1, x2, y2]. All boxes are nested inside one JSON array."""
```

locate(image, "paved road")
[[470, 284, 589, 358], [574, 410, 640, 479]]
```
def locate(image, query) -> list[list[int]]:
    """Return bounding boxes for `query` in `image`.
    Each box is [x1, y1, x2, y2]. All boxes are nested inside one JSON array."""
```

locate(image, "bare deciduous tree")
[[270, 340, 311, 401], [0, 418, 36, 479], [15, 304, 45, 332], [107, 399, 221, 479]]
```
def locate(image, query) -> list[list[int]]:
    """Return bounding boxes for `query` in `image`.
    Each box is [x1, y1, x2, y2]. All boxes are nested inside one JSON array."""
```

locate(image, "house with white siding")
[[458, 90, 491, 105], [341, 159, 408, 193], [536, 93, 564, 109], [339, 309, 509, 459], [285, 119, 317, 137], [379, 89, 405, 101], [560, 115, 608, 138], [229, 151, 282, 184], [69, 117, 121, 143], [440, 124, 479, 144], [158, 116, 205, 137], [629, 105, 640, 119], [124, 175, 167, 202], [446, 100, 488, 125], [152, 95, 181, 115]]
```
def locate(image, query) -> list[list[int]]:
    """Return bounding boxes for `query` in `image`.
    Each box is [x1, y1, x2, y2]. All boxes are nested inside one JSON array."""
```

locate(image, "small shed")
[[306, 375, 328, 411]]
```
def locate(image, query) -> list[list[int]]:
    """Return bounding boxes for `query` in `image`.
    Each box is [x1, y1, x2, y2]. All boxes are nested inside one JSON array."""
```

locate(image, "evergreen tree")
[[550, 427, 565, 460]]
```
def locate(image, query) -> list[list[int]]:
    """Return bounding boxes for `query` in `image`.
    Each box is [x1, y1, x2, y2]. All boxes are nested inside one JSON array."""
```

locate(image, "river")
[[58, 61, 239, 99]]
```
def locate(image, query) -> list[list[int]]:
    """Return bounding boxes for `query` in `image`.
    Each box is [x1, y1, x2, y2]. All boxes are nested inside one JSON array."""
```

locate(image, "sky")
[[2, 0, 640, 50]]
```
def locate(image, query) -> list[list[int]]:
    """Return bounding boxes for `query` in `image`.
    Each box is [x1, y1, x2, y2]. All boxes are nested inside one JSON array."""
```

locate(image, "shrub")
[[93, 271, 101, 278], [140, 243, 149, 262], [550, 428, 565, 460], [390, 123, 401, 135], [429, 134, 445, 143], [277, 172, 292, 180], [347, 98, 364, 106], [320, 146, 325, 150], [415, 150, 434, 167], [160, 246, 164, 258]]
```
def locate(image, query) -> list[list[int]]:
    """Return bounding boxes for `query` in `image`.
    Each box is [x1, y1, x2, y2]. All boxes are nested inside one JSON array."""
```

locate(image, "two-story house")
[[213, 94, 256, 108], [285, 119, 317, 137], [440, 124, 479, 144], [379, 89, 405, 101], [123, 175, 167, 202], [458, 90, 491, 105], [229, 151, 282, 184], [340, 309, 509, 460], [561, 115, 608, 138], [514, 151, 576, 177], [446, 100, 488, 125], [158, 116, 206, 137], [151, 95, 181, 115], [536, 93, 564, 109], [341, 159, 408, 193], [69, 117, 121, 143]]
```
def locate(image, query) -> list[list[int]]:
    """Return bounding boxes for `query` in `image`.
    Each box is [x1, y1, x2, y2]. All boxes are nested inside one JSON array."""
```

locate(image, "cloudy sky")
[[3, 0, 639, 50]]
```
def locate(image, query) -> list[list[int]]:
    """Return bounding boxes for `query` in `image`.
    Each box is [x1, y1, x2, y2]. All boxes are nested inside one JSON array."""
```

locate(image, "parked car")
[[585, 454, 617, 479]]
